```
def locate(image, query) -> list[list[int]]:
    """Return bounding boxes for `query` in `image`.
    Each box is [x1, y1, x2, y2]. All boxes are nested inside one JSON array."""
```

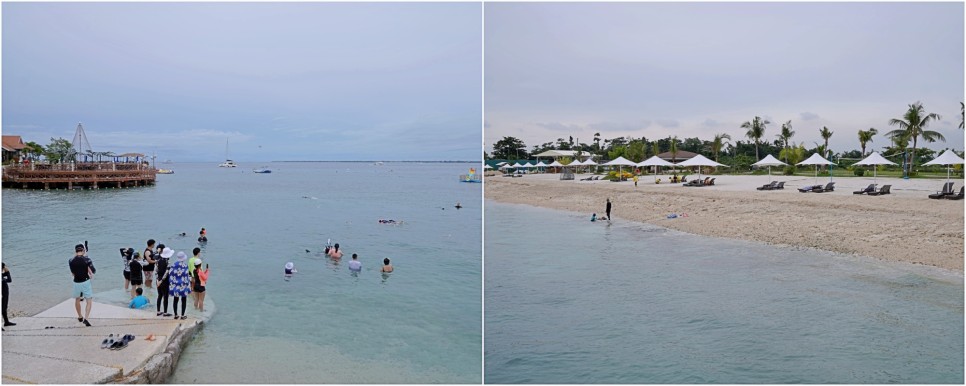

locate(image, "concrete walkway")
[[2, 290, 213, 383]]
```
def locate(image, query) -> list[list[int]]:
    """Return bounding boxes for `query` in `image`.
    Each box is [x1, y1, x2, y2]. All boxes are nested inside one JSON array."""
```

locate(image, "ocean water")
[[484, 201, 963, 384], [1, 162, 482, 383]]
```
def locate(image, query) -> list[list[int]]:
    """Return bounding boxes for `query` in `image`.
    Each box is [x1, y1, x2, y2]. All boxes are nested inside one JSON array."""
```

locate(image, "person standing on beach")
[[155, 247, 173, 317], [168, 251, 192, 320], [633, 175, 638, 187], [143, 239, 156, 284], [68, 244, 95, 326], [3, 263, 15, 327], [143, 242, 156, 289], [128, 251, 144, 299], [605, 198, 612, 221], [192, 260, 208, 312]]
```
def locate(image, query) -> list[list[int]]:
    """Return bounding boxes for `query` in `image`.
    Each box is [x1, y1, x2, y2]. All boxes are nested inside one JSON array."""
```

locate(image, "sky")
[[3, 2, 482, 162], [485, 2, 965, 157]]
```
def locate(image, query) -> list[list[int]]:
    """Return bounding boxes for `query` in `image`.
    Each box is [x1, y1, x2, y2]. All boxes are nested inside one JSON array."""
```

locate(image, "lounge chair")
[[797, 185, 816, 193], [681, 176, 687, 183], [928, 182, 954, 199], [811, 182, 835, 193], [775, 181, 785, 190], [867, 184, 890, 196], [853, 184, 876, 195], [594, 176, 600, 180], [683, 179, 702, 187], [580, 176, 593, 181], [946, 187, 964, 200], [708, 178, 716, 186], [757, 181, 778, 191]]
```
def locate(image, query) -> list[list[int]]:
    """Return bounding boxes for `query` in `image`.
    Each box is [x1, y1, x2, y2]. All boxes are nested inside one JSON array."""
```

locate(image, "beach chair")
[[853, 184, 876, 195], [594, 176, 600, 180], [757, 181, 778, 191], [945, 187, 964, 200], [708, 178, 716, 186], [928, 182, 954, 199], [681, 175, 687, 183], [797, 185, 816, 193], [811, 182, 835, 193], [775, 181, 785, 190], [868, 184, 891, 196]]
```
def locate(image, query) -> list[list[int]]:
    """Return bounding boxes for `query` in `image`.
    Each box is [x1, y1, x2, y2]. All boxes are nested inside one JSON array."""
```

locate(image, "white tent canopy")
[[603, 156, 637, 166], [521, 162, 534, 168], [638, 155, 675, 167], [582, 159, 599, 166], [484, 164, 493, 169], [548, 160, 564, 167], [675, 154, 727, 179], [535, 161, 548, 167], [752, 154, 788, 180], [854, 152, 897, 185], [511, 162, 524, 168], [923, 150, 965, 183], [797, 153, 837, 185]]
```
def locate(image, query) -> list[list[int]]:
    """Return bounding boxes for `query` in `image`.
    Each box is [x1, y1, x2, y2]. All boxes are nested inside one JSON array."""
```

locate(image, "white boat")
[[157, 169, 174, 174], [218, 138, 237, 167], [253, 167, 271, 173]]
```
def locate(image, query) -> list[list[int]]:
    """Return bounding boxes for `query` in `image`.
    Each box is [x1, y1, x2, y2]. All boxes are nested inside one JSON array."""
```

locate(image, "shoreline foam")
[[485, 173, 965, 272]]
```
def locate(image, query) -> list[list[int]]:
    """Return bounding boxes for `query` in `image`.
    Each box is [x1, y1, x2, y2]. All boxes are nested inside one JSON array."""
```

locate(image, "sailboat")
[[218, 138, 237, 167]]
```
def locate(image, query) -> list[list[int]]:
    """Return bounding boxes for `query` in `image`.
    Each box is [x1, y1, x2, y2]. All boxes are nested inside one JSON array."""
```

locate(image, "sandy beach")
[[485, 172, 965, 271]]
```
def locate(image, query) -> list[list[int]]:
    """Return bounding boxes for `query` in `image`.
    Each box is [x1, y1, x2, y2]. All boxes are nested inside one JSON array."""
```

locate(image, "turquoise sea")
[[484, 201, 963, 384], [2, 162, 482, 383]]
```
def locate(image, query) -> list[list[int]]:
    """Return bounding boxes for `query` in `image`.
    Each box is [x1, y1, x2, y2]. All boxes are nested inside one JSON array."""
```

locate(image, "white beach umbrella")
[[638, 155, 675, 176], [676, 154, 727, 179], [797, 153, 836, 185], [484, 164, 493, 169], [511, 162, 524, 168], [548, 160, 563, 167], [923, 150, 965, 183], [534, 161, 548, 173], [751, 154, 788, 180], [603, 156, 637, 179], [853, 152, 897, 186]]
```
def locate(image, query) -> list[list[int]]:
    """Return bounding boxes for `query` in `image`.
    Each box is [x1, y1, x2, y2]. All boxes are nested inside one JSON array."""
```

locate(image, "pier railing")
[[2, 162, 157, 189]]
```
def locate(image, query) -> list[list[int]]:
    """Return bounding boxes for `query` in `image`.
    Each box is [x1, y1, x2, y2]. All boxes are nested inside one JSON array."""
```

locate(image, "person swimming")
[[327, 243, 343, 258], [381, 258, 393, 273], [284, 262, 297, 280]]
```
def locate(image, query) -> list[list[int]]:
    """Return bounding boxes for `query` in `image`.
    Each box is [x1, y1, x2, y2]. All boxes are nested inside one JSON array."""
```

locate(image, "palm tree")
[[669, 136, 679, 163], [741, 116, 770, 160], [776, 120, 795, 162], [857, 128, 877, 156], [886, 102, 944, 173], [711, 133, 732, 163], [819, 126, 833, 154], [593, 132, 601, 153]]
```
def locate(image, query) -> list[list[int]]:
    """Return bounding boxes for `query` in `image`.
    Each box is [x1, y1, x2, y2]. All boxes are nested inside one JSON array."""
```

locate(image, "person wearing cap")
[[348, 253, 362, 273], [168, 251, 192, 320], [284, 262, 297, 280], [155, 247, 174, 317], [120, 247, 134, 291], [192, 259, 209, 312], [68, 243, 95, 327]]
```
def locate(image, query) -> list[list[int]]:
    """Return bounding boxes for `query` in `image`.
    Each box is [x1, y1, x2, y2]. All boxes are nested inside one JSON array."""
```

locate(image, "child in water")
[[129, 287, 150, 309], [284, 262, 297, 280]]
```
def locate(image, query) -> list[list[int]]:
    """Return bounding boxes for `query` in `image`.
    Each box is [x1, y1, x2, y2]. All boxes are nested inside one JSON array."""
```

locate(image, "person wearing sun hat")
[[192, 259, 209, 312], [168, 251, 192, 320], [155, 246, 175, 317]]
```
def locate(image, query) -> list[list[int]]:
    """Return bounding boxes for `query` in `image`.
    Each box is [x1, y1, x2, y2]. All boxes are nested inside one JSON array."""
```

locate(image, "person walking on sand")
[[605, 198, 612, 221], [168, 251, 192, 320], [633, 175, 638, 187], [3, 263, 15, 327], [68, 244, 96, 326]]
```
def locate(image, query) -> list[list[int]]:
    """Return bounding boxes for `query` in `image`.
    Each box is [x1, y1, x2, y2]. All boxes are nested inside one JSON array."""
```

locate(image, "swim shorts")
[[72, 280, 93, 299]]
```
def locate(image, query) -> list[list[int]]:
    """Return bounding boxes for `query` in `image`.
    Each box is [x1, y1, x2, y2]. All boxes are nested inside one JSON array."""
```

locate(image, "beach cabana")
[[676, 154, 727, 180], [853, 152, 897, 186], [797, 153, 836, 185], [751, 154, 788, 181], [923, 150, 965, 184]]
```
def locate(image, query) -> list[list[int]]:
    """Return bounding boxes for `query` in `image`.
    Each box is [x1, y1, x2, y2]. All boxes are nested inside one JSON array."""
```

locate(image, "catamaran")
[[218, 138, 237, 167]]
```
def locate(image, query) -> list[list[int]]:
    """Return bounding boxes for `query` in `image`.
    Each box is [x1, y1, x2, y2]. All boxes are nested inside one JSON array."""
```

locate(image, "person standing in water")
[[143, 243, 156, 289], [155, 247, 173, 317], [381, 258, 393, 273], [68, 244, 95, 327], [348, 254, 362, 272], [605, 198, 612, 221], [328, 243, 343, 258], [3, 263, 14, 327]]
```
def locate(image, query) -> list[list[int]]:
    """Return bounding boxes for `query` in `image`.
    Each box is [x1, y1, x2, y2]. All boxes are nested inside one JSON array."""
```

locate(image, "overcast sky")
[[485, 2, 964, 157], [3, 2, 481, 162]]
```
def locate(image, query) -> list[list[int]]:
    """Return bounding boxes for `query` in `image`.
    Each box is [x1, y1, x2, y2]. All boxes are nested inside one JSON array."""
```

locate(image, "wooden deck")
[[2, 162, 157, 190]]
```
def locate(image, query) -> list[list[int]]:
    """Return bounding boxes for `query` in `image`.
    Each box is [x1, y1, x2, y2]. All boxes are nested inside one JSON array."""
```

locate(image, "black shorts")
[[194, 285, 206, 293], [123, 271, 131, 280], [130, 279, 143, 286]]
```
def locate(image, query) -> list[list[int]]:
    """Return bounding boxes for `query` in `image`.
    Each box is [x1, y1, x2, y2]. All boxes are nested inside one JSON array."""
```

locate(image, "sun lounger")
[[681, 176, 688, 183], [580, 176, 592, 181], [868, 184, 891, 196], [811, 182, 835, 193], [853, 184, 876, 195], [594, 176, 600, 180], [928, 182, 954, 199], [757, 181, 778, 191], [775, 181, 785, 190], [708, 178, 716, 186], [946, 187, 964, 200], [798, 185, 816, 193]]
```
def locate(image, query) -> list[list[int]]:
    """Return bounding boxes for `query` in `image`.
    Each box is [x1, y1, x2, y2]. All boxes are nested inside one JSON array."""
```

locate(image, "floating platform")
[[2, 162, 157, 190]]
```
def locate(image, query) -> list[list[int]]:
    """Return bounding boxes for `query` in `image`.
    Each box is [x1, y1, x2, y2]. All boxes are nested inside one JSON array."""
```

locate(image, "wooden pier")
[[2, 162, 157, 190]]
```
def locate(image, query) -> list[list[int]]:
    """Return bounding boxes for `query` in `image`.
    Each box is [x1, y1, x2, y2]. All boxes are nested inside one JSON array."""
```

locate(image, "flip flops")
[[145, 334, 156, 341], [109, 340, 127, 350]]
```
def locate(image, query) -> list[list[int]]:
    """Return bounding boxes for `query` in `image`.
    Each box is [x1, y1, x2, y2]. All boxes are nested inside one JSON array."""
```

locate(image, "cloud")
[[702, 119, 723, 127], [656, 119, 680, 128], [800, 112, 820, 121]]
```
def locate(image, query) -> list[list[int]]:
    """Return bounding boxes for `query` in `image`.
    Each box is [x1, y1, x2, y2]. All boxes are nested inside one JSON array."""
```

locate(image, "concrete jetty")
[[2, 291, 213, 383]]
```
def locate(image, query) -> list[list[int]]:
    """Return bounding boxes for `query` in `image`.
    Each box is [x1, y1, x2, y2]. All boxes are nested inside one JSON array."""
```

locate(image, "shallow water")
[[2, 162, 482, 383], [484, 201, 963, 384]]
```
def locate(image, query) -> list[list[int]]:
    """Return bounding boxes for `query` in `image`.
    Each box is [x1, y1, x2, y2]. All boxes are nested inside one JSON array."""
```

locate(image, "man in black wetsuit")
[[69, 244, 96, 326], [605, 198, 612, 221], [2, 263, 14, 327]]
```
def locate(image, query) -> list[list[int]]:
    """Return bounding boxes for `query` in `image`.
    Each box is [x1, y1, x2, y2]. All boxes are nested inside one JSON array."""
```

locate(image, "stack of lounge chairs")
[[684, 177, 715, 187], [757, 181, 785, 191], [852, 184, 876, 195], [799, 182, 835, 193], [928, 182, 955, 199]]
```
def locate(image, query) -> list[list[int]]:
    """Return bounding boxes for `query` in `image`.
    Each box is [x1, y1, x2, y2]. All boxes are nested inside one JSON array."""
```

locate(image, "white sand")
[[486, 172, 965, 271]]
